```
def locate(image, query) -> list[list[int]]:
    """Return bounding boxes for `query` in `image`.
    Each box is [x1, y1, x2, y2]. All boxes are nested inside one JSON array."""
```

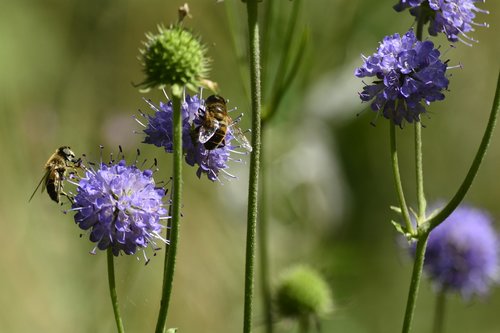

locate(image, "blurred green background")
[[1, 0, 499, 332]]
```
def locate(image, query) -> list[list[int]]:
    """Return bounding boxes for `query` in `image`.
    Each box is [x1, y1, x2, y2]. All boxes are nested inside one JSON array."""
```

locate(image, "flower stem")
[[244, 1, 262, 332], [432, 289, 447, 333], [258, 130, 272, 333], [414, 0, 426, 223], [426, 71, 500, 231], [401, 232, 429, 333], [415, 122, 426, 222], [390, 123, 414, 235], [107, 248, 125, 333], [155, 94, 183, 333]]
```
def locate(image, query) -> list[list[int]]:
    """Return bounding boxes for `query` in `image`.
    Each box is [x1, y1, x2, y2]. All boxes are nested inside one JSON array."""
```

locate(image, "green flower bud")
[[138, 24, 209, 95], [275, 265, 333, 322]]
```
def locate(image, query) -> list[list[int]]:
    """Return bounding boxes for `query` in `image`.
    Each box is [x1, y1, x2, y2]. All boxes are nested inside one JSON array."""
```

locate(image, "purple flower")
[[355, 29, 449, 125], [394, 0, 489, 44], [71, 160, 168, 257], [424, 205, 499, 298], [140, 94, 246, 181]]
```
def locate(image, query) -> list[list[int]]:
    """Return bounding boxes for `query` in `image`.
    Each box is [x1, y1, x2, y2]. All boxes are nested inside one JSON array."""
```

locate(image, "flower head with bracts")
[[136, 91, 251, 182]]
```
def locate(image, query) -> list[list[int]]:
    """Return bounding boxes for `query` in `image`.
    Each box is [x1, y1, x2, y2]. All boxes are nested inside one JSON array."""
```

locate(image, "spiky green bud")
[[275, 265, 333, 322], [138, 25, 209, 95]]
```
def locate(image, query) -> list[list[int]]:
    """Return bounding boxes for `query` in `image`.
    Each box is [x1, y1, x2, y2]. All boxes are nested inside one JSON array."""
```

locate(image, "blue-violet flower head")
[[72, 160, 168, 257], [355, 29, 449, 125], [423, 204, 499, 299], [394, 0, 489, 44], [140, 94, 245, 181]]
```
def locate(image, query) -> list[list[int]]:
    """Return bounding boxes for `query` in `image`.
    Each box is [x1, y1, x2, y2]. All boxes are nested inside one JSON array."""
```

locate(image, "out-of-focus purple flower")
[[71, 160, 168, 257], [355, 29, 449, 125], [423, 205, 499, 299], [394, 0, 489, 44], [140, 94, 245, 181]]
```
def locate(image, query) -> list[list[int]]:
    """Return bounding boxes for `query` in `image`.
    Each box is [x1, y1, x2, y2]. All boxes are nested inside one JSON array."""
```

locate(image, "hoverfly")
[[29, 146, 79, 203], [198, 94, 252, 152]]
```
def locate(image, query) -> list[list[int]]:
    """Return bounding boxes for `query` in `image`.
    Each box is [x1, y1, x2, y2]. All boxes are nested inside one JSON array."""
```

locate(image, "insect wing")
[[29, 170, 50, 202], [232, 126, 253, 152], [198, 119, 220, 144]]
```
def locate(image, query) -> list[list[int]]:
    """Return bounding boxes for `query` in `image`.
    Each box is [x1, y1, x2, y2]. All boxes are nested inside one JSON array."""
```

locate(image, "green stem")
[[401, 232, 429, 333], [390, 123, 414, 235], [414, 2, 426, 223], [244, 1, 262, 332], [155, 95, 183, 333], [426, 71, 500, 231], [107, 248, 125, 333], [415, 122, 426, 222], [432, 289, 447, 333], [258, 129, 272, 333], [415, 8, 425, 41]]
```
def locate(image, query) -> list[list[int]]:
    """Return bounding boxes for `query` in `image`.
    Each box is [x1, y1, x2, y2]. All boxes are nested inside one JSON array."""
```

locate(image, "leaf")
[[391, 220, 407, 235]]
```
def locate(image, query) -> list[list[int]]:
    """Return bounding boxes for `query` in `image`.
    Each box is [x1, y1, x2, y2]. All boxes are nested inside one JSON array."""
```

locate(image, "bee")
[[29, 146, 79, 203], [198, 94, 252, 152]]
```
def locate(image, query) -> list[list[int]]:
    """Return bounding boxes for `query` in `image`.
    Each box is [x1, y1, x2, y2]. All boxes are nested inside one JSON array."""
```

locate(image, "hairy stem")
[[243, 1, 262, 332], [107, 248, 125, 333], [427, 71, 500, 231], [401, 232, 429, 333], [155, 95, 183, 333], [390, 123, 414, 235]]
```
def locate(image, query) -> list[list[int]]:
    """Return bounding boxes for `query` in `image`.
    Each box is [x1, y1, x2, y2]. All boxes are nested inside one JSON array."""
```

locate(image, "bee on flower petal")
[[198, 94, 252, 152]]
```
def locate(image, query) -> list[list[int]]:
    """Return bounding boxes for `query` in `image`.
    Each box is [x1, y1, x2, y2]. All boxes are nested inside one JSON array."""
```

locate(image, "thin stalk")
[[243, 1, 262, 332], [155, 95, 183, 333], [390, 123, 414, 235], [427, 71, 500, 231], [415, 122, 426, 222], [258, 129, 272, 333], [432, 290, 447, 333], [415, 2, 426, 222], [401, 232, 429, 333], [415, 8, 425, 41], [107, 248, 125, 333]]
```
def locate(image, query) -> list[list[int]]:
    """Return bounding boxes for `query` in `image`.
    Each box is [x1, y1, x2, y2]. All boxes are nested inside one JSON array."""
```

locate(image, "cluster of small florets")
[[355, 29, 449, 125], [394, 0, 489, 44], [140, 94, 241, 182], [71, 159, 168, 258], [422, 205, 499, 299]]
